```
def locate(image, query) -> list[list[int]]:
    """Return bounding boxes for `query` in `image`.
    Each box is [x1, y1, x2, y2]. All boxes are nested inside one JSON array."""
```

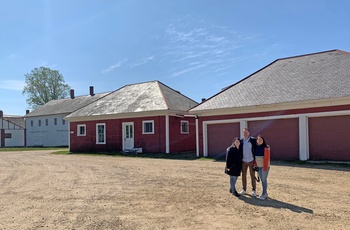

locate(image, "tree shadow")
[[238, 195, 313, 214]]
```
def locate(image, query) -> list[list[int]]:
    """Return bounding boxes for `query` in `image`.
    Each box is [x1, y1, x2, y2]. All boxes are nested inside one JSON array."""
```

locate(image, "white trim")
[[191, 97, 350, 117], [240, 121, 247, 139], [122, 122, 134, 150], [201, 109, 350, 159], [165, 115, 169, 153], [202, 122, 208, 157], [96, 123, 106, 144], [68, 121, 71, 151], [142, 120, 154, 134], [299, 115, 309, 161], [180, 120, 189, 134], [196, 118, 199, 157], [77, 124, 86, 136]]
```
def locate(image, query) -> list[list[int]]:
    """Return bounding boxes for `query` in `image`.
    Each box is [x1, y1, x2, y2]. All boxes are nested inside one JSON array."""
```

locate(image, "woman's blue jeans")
[[229, 175, 238, 192], [258, 167, 270, 195]]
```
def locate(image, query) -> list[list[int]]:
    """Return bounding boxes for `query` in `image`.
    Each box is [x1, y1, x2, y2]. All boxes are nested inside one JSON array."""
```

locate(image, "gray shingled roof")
[[3, 116, 25, 128], [66, 80, 198, 118], [24, 92, 110, 117], [190, 49, 350, 112]]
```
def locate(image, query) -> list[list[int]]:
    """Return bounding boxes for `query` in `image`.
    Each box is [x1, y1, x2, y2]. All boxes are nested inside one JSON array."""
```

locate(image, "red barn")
[[65, 81, 198, 154], [189, 50, 350, 161]]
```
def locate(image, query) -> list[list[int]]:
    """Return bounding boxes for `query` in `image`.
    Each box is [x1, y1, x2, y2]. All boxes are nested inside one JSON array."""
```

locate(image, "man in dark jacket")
[[239, 128, 257, 196]]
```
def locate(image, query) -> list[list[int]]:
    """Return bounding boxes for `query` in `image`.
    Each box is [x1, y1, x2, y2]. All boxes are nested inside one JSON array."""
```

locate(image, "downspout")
[[68, 120, 71, 152], [196, 116, 199, 157], [165, 115, 169, 153]]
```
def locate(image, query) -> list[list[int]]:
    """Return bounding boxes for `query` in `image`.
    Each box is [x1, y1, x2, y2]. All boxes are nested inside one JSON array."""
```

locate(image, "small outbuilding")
[[0, 110, 25, 147], [65, 80, 198, 154]]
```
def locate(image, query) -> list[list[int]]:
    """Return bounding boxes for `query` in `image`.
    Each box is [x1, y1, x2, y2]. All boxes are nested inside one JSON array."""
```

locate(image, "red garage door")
[[309, 115, 350, 161], [248, 118, 299, 160], [207, 122, 240, 159]]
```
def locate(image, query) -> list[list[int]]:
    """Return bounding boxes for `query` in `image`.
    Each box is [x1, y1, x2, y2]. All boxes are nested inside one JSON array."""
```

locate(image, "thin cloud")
[[102, 59, 127, 73], [0, 80, 25, 91], [171, 64, 206, 78], [162, 18, 257, 78], [130, 56, 154, 68]]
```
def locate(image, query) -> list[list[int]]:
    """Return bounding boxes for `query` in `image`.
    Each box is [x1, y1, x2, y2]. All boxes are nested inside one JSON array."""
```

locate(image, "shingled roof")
[[65, 80, 198, 119], [24, 92, 110, 117], [190, 49, 350, 112]]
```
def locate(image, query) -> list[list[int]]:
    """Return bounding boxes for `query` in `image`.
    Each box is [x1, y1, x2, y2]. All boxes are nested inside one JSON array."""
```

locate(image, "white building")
[[24, 87, 110, 147], [0, 110, 25, 147]]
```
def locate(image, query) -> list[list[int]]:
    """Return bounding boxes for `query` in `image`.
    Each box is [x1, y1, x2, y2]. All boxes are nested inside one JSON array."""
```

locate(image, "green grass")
[[64, 151, 199, 160], [0, 147, 68, 152]]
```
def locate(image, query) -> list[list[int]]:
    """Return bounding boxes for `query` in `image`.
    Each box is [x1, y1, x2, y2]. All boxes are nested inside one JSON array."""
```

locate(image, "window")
[[54, 118, 57, 125], [142, 120, 154, 134], [45, 119, 48, 126], [181, 121, 189, 134], [62, 119, 66, 125], [77, 124, 86, 136], [38, 120, 41, 127], [96, 123, 105, 144], [30, 120, 33, 127]]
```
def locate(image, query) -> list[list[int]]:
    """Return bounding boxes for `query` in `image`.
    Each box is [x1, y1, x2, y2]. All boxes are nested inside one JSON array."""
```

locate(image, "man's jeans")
[[242, 161, 256, 191], [258, 167, 270, 195]]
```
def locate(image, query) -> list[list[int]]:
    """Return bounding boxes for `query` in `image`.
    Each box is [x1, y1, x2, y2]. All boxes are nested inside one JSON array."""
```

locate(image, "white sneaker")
[[258, 194, 267, 200], [239, 189, 246, 195], [251, 190, 256, 197]]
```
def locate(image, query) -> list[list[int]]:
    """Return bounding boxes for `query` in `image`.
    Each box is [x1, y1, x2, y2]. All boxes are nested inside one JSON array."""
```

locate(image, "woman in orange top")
[[254, 134, 270, 200]]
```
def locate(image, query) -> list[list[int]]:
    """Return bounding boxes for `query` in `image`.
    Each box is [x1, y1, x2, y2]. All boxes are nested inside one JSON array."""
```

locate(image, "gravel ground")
[[0, 150, 349, 229]]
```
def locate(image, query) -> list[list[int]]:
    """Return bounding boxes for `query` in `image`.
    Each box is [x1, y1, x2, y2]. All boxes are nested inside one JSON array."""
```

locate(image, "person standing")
[[254, 134, 271, 200], [225, 138, 243, 197], [239, 128, 257, 196]]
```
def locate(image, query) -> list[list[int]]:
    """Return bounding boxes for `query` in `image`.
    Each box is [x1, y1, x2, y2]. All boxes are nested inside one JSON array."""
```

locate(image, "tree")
[[22, 67, 71, 110]]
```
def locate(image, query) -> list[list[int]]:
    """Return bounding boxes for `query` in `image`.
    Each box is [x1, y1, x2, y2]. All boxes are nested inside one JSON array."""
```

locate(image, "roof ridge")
[[276, 49, 343, 61]]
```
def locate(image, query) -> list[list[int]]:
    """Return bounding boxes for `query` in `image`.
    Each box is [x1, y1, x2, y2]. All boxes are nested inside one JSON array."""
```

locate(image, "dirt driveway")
[[0, 150, 349, 229]]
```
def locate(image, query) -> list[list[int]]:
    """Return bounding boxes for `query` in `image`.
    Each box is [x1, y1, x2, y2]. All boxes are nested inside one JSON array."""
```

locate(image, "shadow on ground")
[[238, 195, 313, 214]]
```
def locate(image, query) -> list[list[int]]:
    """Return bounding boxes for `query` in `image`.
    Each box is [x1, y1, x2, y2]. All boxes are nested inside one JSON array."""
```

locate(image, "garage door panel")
[[309, 115, 350, 161], [207, 123, 240, 158], [249, 119, 299, 160]]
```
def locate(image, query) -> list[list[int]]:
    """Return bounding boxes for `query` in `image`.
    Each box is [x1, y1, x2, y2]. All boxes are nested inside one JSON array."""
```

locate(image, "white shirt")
[[242, 137, 254, 162]]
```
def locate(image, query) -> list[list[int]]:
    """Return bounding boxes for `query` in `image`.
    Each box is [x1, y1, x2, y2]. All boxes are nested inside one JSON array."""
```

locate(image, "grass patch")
[[0, 147, 69, 152], [66, 151, 199, 160]]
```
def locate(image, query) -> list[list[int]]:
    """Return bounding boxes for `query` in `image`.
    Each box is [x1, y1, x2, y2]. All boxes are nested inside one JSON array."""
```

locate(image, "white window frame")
[[142, 120, 154, 134], [96, 123, 106, 144], [77, 124, 86, 136], [181, 120, 189, 134]]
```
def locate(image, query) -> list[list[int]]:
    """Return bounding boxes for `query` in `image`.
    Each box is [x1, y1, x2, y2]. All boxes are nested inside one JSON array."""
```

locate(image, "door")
[[122, 122, 134, 150]]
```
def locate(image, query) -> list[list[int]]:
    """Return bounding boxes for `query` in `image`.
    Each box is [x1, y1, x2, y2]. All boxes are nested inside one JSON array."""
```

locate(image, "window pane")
[[98, 125, 105, 143], [130, 125, 133, 138], [126, 125, 130, 138]]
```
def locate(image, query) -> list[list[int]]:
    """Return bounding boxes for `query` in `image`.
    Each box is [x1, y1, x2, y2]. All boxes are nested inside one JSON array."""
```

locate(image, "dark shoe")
[[233, 191, 240, 197], [229, 189, 232, 193]]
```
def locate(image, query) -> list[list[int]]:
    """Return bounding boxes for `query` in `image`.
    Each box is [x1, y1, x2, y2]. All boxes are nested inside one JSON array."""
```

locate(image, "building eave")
[[189, 97, 350, 117]]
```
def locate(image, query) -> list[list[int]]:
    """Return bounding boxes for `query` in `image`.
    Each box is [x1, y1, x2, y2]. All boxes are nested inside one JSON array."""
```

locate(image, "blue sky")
[[1, 0, 350, 115]]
